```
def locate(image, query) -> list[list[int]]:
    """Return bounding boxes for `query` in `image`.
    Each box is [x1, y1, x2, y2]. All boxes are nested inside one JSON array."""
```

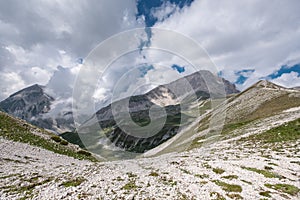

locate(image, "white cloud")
[[153, 0, 300, 88], [0, 72, 26, 99], [272, 72, 300, 88], [0, 0, 142, 101]]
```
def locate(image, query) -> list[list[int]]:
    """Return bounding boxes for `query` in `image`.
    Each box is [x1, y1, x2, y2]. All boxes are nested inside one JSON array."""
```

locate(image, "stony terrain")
[[1, 105, 299, 199], [0, 81, 299, 200]]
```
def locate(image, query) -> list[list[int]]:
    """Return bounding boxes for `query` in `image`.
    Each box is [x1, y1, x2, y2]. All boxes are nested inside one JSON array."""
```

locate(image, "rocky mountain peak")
[[0, 84, 54, 120], [254, 80, 285, 90]]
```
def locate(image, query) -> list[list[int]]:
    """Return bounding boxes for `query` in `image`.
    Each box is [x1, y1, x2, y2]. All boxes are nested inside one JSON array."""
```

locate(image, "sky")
[[1, 0, 300, 102]]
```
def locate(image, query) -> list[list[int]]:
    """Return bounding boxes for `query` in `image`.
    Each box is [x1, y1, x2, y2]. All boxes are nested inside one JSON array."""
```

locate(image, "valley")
[[0, 77, 299, 199]]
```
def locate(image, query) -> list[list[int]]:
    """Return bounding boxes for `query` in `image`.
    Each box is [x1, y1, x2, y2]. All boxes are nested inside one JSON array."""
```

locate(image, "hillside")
[[144, 80, 300, 156], [0, 80, 299, 199], [1, 106, 299, 199], [0, 111, 97, 161], [0, 84, 74, 133]]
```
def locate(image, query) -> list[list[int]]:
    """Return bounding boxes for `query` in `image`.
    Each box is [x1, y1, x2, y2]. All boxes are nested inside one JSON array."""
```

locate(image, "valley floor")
[[0, 136, 299, 199], [1, 107, 300, 200]]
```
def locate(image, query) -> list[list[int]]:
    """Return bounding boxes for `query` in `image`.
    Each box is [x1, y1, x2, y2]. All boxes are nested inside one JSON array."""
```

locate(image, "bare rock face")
[[0, 84, 53, 120], [76, 70, 239, 154], [0, 70, 239, 154], [0, 84, 74, 133]]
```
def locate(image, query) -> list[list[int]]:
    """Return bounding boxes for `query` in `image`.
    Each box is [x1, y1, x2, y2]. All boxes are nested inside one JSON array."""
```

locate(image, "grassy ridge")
[[240, 118, 300, 143], [0, 112, 97, 162]]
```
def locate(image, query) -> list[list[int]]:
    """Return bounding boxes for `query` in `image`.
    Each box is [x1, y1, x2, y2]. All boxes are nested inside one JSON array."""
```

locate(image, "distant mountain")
[[292, 86, 300, 90], [147, 79, 300, 156], [0, 84, 53, 118], [0, 84, 74, 133], [64, 70, 239, 157], [0, 70, 239, 157]]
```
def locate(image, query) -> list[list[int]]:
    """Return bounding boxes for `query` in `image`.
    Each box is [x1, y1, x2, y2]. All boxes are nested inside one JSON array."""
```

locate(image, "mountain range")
[[0, 70, 239, 156], [0, 70, 299, 199]]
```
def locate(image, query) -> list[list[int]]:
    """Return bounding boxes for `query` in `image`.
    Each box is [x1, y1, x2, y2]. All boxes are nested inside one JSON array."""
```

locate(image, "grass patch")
[[122, 181, 138, 190], [60, 177, 86, 187], [195, 174, 209, 179], [240, 118, 300, 144], [222, 175, 238, 180], [50, 135, 61, 142], [213, 180, 242, 193], [241, 180, 252, 185], [180, 168, 192, 175], [221, 121, 251, 135], [0, 112, 97, 162], [259, 191, 271, 197], [213, 168, 225, 174], [265, 183, 300, 196], [126, 172, 137, 178], [1, 177, 52, 198], [149, 171, 159, 177], [226, 193, 243, 199], [242, 167, 281, 178], [210, 192, 226, 200]]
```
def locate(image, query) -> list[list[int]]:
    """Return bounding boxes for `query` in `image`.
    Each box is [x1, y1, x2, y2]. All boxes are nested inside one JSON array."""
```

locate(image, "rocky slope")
[[0, 84, 74, 133], [0, 104, 299, 199], [1, 79, 300, 200], [0, 70, 238, 138], [144, 80, 300, 156], [63, 70, 239, 157]]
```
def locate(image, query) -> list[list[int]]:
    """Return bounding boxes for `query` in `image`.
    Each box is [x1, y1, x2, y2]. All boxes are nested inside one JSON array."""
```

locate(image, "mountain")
[[1, 80, 299, 199], [145, 80, 300, 156], [292, 86, 300, 90], [0, 84, 53, 119], [63, 70, 239, 159], [0, 84, 75, 133]]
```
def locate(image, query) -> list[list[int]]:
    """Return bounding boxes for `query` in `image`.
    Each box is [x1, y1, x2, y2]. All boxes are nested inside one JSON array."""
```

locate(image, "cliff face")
[[0, 84, 74, 133], [0, 84, 53, 120], [75, 70, 239, 155]]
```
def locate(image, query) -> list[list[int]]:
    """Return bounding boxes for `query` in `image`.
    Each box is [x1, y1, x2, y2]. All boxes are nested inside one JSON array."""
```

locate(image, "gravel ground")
[[0, 108, 300, 200]]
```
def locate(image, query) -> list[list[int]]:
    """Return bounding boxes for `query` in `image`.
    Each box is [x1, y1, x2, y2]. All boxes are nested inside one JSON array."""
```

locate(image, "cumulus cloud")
[[0, 0, 142, 100], [153, 0, 300, 89], [272, 72, 300, 88], [1, 0, 300, 103]]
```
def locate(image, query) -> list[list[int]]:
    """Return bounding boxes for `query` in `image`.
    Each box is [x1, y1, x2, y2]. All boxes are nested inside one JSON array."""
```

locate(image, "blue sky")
[[0, 0, 300, 101]]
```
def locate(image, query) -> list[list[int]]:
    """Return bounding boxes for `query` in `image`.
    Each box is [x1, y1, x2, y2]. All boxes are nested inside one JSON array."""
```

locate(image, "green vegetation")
[[241, 167, 281, 178], [213, 168, 225, 174], [60, 177, 86, 187], [226, 193, 243, 199], [1, 177, 53, 199], [149, 171, 159, 177], [221, 121, 251, 135], [265, 183, 300, 196], [241, 180, 252, 185], [180, 168, 192, 174], [60, 131, 85, 148], [213, 180, 242, 193], [126, 172, 137, 178], [51, 135, 62, 142], [0, 112, 97, 162], [77, 150, 92, 156], [259, 191, 271, 197], [60, 140, 68, 145], [244, 94, 300, 122], [222, 175, 238, 180], [241, 118, 300, 144], [160, 176, 177, 186], [210, 192, 226, 200], [122, 181, 138, 190], [195, 174, 209, 179]]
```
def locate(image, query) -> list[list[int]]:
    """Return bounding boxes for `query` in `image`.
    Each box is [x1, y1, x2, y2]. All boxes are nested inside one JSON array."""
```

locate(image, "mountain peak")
[[10, 84, 44, 98], [0, 84, 54, 121], [253, 80, 285, 90]]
